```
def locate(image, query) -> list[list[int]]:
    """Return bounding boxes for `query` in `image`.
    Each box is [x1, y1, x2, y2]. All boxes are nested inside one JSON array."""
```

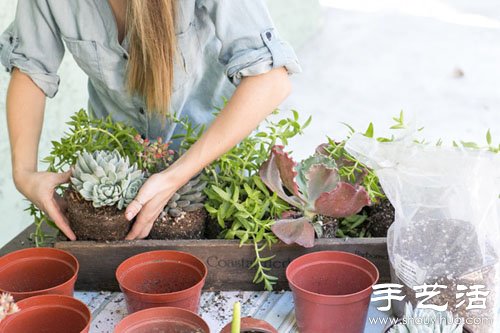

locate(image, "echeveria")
[[71, 150, 145, 210]]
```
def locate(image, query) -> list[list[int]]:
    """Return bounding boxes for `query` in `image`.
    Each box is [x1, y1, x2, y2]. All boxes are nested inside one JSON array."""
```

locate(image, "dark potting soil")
[[365, 199, 395, 237], [319, 216, 339, 239], [126, 262, 201, 294], [65, 189, 132, 241], [390, 219, 498, 333], [149, 208, 208, 240]]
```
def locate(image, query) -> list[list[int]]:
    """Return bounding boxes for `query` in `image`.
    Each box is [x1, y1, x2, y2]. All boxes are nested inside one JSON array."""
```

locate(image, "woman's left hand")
[[124, 172, 180, 240]]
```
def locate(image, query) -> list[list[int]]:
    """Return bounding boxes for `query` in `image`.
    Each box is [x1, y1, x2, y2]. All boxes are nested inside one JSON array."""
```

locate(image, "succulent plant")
[[71, 150, 145, 210], [0, 293, 19, 322], [388, 303, 464, 333], [259, 145, 370, 247], [163, 173, 207, 218]]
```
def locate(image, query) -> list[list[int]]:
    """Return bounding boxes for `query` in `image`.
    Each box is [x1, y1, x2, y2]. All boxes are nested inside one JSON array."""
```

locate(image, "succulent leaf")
[[163, 173, 207, 217], [298, 157, 340, 203], [270, 217, 315, 248], [71, 150, 144, 209], [314, 182, 370, 218], [259, 146, 304, 208]]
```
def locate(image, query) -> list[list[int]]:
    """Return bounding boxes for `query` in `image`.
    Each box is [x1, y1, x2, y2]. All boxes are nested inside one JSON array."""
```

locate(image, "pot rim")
[[0, 294, 91, 332], [286, 250, 379, 300], [0, 247, 79, 296], [114, 306, 210, 333], [116, 250, 207, 298]]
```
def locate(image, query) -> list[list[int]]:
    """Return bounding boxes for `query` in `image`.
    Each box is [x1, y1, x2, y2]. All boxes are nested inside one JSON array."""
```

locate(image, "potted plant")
[[0, 248, 78, 301], [27, 109, 399, 292], [384, 303, 472, 333], [220, 302, 278, 333], [27, 110, 209, 242], [67, 149, 145, 241], [0, 293, 19, 322], [286, 251, 379, 333], [0, 294, 91, 333]]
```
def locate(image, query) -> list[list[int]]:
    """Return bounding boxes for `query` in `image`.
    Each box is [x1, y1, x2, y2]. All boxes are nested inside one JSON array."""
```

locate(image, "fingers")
[[125, 204, 162, 240], [55, 170, 72, 185], [44, 195, 76, 241], [125, 198, 143, 221]]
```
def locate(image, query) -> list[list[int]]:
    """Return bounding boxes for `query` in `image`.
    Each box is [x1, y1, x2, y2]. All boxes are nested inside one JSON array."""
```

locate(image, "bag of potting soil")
[[345, 133, 500, 333]]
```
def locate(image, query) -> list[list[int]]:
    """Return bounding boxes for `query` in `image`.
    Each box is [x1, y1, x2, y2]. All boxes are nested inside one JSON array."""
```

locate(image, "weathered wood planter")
[[54, 238, 390, 291]]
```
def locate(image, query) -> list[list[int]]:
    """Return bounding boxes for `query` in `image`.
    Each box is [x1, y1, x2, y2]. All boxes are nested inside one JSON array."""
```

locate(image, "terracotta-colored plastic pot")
[[0, 247, 79, 301], [286, 251, 379, 333], [115, 306, 210, 333], [220, 316, 278, 333], [116, 250, 207, 313], [0, 294, 91, 333]]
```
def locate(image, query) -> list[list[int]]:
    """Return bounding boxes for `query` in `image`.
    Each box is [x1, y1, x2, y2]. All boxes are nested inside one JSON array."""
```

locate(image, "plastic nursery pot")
[[286, 251, 379, 333], [0, 247, 79, 301], [0, 294, 91, 333], [115, 306, 210, 333], [220, 316, 278, 333], [116, 250, 207, 313]]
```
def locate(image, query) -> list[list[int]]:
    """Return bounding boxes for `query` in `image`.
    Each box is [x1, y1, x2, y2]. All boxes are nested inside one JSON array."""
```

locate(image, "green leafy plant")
[[28, 109, 144, 246], [259, 145, 370, 247], [388, 303, 463, 333], [71, 150, 145, 209], [203, 110, 311, 290]]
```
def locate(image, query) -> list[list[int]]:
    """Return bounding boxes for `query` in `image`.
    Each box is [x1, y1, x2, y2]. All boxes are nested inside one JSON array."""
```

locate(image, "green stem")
[[71, 127, 125, 154], [231, 302, 241, 333]]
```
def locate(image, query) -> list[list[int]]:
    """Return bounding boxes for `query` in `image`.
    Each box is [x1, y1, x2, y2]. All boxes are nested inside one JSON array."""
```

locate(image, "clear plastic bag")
[[345, 133, 500, 333]]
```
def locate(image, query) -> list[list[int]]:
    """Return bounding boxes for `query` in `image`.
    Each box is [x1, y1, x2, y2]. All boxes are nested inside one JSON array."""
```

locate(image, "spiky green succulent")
[[71, 150, 145, 210], [389, 303, 463, 333], [164, 173, 207, 217]]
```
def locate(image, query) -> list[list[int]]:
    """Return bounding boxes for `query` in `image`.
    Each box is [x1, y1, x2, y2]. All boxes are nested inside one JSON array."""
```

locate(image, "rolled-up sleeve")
[[200, 0, 301, 85], [0, 0, 64, 98]]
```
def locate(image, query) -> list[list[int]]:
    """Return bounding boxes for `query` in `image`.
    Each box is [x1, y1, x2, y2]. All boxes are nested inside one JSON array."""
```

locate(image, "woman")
[[1, 0, 300, 241]]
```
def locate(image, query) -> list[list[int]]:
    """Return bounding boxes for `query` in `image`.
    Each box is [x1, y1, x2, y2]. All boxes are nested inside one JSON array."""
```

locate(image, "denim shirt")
[[0, 0, 300, 145]]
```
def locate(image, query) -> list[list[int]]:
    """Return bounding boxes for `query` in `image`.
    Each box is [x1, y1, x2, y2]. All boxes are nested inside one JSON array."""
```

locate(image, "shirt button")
[[139, 107, 145, 115], [123, 53, 128, 60], [266, 31, 272, 41]]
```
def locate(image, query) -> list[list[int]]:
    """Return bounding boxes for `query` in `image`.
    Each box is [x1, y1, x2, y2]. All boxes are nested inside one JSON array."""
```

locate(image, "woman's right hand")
[[14, 170, 77, 241]]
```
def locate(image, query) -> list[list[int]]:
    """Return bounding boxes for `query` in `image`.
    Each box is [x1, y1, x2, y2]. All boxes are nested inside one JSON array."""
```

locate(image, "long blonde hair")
[[126, 0, 177, 116]]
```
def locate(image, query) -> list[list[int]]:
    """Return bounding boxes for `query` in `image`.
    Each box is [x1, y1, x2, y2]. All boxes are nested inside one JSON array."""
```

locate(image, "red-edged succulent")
[[259, 145, 371, 247]]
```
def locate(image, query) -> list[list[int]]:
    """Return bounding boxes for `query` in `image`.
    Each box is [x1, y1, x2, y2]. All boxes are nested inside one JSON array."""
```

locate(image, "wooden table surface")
[[75, 290, 390, 333]]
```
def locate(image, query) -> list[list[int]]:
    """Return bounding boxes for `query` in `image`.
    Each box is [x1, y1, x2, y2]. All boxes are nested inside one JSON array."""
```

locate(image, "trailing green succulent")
[[0, 293, 19, 322], [259, 145, 371, 247], [388, 303, 463, 333], [71, 150, 145, 210], [203, 110, 311, 290]]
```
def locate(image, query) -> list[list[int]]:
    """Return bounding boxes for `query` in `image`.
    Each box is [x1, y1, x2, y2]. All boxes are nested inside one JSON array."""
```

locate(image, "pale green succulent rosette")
[[71, 150, 145, 210]]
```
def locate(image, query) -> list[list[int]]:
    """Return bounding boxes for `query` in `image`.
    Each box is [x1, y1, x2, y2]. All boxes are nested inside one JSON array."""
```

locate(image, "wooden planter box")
[[54, 238, 390, 291]]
